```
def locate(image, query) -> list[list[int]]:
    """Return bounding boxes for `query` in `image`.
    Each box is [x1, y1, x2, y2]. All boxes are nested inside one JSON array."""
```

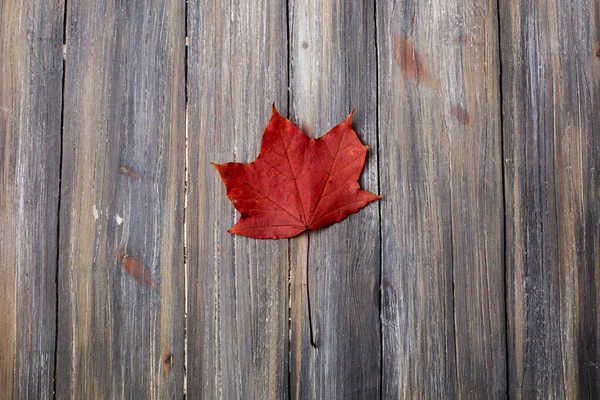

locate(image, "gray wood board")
[[186, 0, 290, 398], [55, 0, 186, 397], [501, 0, 600, 397], [0, 0, 64, 397], [377, 0, 506, 397], [288, 1, 381, 398]]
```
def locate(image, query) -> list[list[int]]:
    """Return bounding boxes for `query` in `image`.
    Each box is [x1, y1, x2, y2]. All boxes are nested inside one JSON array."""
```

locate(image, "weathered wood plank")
[[0, 0, 64, 398], [501, 0, 600, 397], [288, 1, 381, 398], [56, 0, 185, 397], [186, 1, 289, 398], [378, 0, 505, 397]]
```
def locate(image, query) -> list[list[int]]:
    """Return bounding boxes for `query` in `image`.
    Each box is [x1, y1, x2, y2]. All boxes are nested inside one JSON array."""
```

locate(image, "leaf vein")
[[278, 127, 308, 224], [307, 132, 346, 224], [309, 198, 371, 227], [260, 158, 294, 180], [240, 182, 304, 225]]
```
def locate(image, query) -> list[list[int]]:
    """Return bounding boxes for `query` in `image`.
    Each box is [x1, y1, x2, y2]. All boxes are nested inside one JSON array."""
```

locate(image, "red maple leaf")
[[213, 105, 381, 240]]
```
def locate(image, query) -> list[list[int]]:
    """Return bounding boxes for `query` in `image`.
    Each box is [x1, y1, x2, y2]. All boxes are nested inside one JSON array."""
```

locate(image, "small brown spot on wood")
[[596, 44, 600, 58], [163, 350, 173, 376], [455, 33, 482, 47], [394, 33, 439, 89], [450, 104, 471, 125], [122, 255, 153, 287], [117, 244, 127, 263], [119, 166, 140, 178], [302, 41, 309, 49]]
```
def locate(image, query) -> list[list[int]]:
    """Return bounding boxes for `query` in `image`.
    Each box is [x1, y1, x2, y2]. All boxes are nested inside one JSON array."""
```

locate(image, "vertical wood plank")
[[378, 0, 505, 397], [288, 1, 381, 398], [501, 0, 600, 397], [186, 1, 289, 398], [56, 0, 185, 397], [0, 0, 64, 397]]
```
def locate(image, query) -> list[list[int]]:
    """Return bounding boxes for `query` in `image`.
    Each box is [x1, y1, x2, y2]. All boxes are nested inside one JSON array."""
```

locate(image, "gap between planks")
[[184, 0, 190, 392], [373, 0, 384, 398], [53, 0, 69, 396], [495, 0, 510, 396], [184, 104, 189, 398]]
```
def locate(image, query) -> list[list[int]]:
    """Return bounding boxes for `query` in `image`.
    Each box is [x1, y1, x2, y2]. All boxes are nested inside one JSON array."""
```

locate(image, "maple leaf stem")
[[306, 230, 317, 348]]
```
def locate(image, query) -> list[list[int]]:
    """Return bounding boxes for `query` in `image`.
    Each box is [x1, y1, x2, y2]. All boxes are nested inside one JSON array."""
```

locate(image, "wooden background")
[[1, 0, 598, 398]]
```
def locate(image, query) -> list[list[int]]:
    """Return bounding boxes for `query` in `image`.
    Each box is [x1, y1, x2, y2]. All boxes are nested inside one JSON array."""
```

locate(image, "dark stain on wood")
[[450, 104, 471, 125], [454, 33, 482, 46], [117, 244, 127, 263], [596, 44, 600, 58], [122, 255, 153, 287], [163, 350, 173, 376], [119, 166, 140, 178], [394, 33, 439, 89], [302, 41, 308, 49]]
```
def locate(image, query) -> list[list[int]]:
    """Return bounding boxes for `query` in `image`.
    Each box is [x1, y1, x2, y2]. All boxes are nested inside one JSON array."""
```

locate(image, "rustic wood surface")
[[288, 1, 381, 399], [1, 0, 599, 398], [0, 0, 64, 398], [377, 0, 506, 397], [186, 0, 290, 398], [501, 0, 600, 398], [55, 0, 185, 397]]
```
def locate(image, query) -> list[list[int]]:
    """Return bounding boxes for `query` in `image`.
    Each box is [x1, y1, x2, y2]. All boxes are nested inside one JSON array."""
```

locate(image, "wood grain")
[[55, 0, 185, 397], [377, 0, 506, 397], [0, 0, 64, 397], [501, 0, 600, 397], [288, 1, 381, 398], [186, 0, 290, 398]]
